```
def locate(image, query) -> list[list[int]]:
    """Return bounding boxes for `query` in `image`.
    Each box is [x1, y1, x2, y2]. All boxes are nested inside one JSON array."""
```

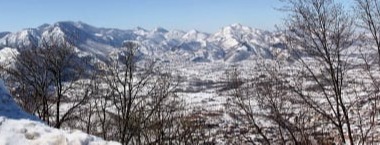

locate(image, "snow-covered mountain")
[[0, 24, 286, 145], [0, 80, 120, 145], [0, 21, 284, 63]]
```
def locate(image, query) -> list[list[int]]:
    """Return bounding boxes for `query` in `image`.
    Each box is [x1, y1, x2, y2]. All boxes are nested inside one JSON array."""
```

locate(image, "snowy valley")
[[0, 19, 379, 145], [0, 22, 288, 144]]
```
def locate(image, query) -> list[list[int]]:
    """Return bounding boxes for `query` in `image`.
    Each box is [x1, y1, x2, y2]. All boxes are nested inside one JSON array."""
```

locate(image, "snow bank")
[[0, 80, 37, 120], [0, 80, 120, 145]]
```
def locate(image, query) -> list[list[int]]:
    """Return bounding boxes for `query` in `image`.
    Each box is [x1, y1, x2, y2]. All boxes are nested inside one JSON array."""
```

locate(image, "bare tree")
[[2, 48, 53, 124], [103, 41, 186, 144], [92, 66, 113, 139], [224, 66, 272, 145], [282, 0, 356, 144], [355, 0, 380, 60], [104, 41, 143, 144], [224, 59, 323, 145], [350, 1, 380, 143], [2, 37, 90, 129], [39, 38, 89, 128]]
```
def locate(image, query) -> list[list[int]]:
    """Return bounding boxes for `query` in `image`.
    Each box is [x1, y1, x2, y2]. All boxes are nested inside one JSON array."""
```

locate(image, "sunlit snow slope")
[[0, 80, 120, 145]]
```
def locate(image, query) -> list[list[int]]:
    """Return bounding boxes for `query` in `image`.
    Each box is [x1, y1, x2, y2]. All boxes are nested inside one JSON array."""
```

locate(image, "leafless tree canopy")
[[226, 0, 380, 145]]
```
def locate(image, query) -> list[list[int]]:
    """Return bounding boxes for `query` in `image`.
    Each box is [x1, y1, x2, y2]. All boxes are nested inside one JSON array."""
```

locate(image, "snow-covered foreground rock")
[[0, 80, 120, 145]]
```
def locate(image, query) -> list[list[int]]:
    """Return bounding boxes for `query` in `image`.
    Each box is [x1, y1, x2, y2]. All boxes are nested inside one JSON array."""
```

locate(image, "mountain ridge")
[[0, 21, 285, 63]]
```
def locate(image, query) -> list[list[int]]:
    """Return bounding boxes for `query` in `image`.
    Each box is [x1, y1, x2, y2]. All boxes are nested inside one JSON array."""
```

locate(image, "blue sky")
[[0, 0, 285, 32]]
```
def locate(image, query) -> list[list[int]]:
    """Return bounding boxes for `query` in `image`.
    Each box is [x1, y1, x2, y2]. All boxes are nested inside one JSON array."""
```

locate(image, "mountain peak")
[[230, 23, 243, 28], [54, 21, 76, 27], [38, 23, 50, 29], [134, 26, 147, 32], [152, 27, 168, 33], [187, 29, 199, 34], [182, 29, 209, 40], [225, 23, 253, 31], [53, 21, 95, 31]]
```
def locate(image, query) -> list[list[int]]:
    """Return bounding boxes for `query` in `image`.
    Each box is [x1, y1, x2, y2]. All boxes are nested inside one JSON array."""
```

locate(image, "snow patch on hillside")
[[0, 47, 18, 64]]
